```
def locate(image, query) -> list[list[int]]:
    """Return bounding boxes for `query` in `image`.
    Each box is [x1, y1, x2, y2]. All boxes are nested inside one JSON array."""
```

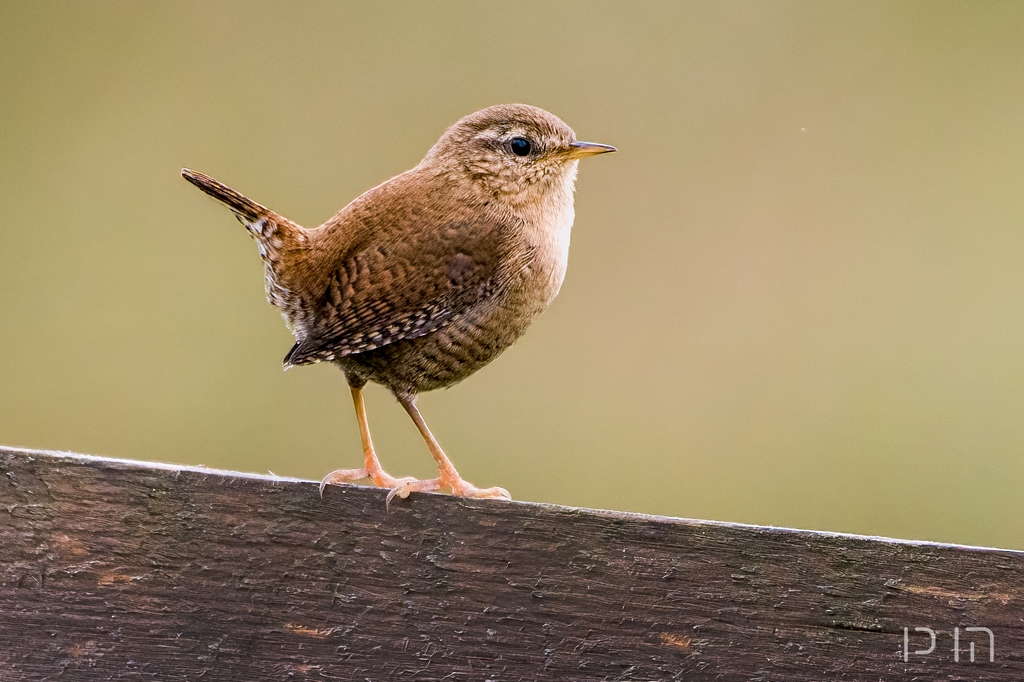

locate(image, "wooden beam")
[[1, 446, 1021, 680]]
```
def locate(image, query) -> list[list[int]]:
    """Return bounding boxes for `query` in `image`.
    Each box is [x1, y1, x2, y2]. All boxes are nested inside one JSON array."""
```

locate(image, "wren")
[[183, 104, 615, 502]]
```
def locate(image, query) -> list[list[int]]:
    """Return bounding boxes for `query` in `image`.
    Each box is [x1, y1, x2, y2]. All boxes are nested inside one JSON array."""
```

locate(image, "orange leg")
[[319, 386, 415, 496], [385, 395, 511, 504]]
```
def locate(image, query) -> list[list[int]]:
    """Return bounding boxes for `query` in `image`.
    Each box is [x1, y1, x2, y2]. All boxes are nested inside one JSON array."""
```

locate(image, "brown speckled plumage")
[[183, 104, 614, 501]]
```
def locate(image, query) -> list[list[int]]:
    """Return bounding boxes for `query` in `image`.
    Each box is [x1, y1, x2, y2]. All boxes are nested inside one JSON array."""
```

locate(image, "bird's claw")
[[384, 475, 511, 509], [319, 467, 417, 498], [319, 468, 369, 497], [321, 467, 510, 507], [451, 480, 512, 500]]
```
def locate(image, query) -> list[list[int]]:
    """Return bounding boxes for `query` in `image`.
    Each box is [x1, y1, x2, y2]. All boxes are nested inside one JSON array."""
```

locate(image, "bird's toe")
[[385, 477, 442, 508], [449, 478, 512, 500], [319, 467, 370, 496]]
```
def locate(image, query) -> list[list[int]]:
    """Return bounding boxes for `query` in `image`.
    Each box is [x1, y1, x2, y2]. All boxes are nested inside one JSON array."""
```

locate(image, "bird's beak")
[[567, 141, 617, 159]]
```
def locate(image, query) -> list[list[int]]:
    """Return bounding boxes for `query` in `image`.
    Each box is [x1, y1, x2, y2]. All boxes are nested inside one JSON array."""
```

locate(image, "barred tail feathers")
[[182, 167, 305, 271], [183, 168, 281, 221], [182, 168, 312, 344]]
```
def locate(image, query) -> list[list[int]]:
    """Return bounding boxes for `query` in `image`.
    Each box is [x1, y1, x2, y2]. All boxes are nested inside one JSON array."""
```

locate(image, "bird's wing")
[[283, 216, 526, 367]]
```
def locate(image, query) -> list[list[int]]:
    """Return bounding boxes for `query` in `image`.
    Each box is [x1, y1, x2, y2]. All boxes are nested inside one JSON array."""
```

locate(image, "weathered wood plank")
[[0, 446, 1021, 681]]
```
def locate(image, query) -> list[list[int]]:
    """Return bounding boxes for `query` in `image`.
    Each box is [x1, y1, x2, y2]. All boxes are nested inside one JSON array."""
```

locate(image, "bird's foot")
[[385, 474, 511, 507], [319, 467, 417, 497]]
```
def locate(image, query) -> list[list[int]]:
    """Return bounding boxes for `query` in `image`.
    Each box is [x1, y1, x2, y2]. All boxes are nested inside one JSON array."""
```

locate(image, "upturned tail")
[[181, 168, 287, 224], [181, 168, 314, 345]]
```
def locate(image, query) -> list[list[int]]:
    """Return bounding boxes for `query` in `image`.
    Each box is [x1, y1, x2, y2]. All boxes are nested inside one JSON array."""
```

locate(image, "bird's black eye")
[[509, 137, 532, 157]]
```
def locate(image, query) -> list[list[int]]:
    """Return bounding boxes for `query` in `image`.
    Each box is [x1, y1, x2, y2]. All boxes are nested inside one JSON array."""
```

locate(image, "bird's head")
[[420, 104, 615, 213]]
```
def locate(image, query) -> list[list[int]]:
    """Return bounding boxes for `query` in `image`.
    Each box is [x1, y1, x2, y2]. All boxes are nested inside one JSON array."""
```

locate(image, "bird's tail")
[[182, 168, 313, 340], [181, 167, 306, 275], [181, 168, 287, 225]]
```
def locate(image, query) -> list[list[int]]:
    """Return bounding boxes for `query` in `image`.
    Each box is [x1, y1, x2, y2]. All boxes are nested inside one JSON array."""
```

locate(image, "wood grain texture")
[[1, 446, 1021, 681]]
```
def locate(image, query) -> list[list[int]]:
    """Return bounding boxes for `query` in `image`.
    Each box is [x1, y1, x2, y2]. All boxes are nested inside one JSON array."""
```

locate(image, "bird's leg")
[[319, 386, 416, 496], [386, 395, 511, 504]]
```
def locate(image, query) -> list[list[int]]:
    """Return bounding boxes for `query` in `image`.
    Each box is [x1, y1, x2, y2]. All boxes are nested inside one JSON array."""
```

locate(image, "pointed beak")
[[567, 141, 617, 159]]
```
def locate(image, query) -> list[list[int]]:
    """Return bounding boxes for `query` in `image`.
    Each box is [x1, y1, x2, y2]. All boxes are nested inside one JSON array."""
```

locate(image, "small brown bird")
[[183, 104, 614, 502]]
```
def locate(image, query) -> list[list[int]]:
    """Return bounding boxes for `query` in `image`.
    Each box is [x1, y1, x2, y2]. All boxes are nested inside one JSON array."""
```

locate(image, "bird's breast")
[[516, 190, 576, 307]]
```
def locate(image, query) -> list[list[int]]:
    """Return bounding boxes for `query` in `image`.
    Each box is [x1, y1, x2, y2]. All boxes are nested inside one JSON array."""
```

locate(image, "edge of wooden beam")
[[4, 444, 1020, 556]]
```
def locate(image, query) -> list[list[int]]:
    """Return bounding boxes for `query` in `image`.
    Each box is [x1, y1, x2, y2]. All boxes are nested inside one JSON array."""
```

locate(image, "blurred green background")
[[2, 1, 1023, 549]]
